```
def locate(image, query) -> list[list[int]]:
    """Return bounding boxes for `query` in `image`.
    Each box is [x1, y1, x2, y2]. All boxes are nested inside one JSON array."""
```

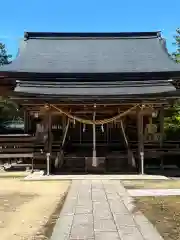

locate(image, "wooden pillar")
[[48, 111, 52, 153], [80, 122, 82, 144], [159, 106, 164, 169], [92, 106, 97, 167], [137, 106, 144, 174], [46, 107, 52, 175], [24, 109, 29, 133], [159, 106, 164, 147]]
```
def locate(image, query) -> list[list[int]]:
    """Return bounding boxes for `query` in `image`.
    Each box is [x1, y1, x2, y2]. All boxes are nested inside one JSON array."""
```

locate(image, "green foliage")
[[0, 43, 11, 65], [172, 28, 180, 63], [165, 29, 180, 140], [0, 43, 18, 121], [0, 97, 20, 121], [164, 100, 180, 140], [165, 101, 180, 129]]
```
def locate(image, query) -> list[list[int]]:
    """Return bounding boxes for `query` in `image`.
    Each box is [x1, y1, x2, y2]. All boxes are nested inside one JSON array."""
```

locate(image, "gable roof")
[[0, 31, 180, 75]]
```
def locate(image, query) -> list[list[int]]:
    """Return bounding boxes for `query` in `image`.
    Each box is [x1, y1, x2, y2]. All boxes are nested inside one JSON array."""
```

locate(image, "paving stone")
[[73, 214, 93, 226], [92, 184, 103, 188], [60, 208, 76, 216], [71, 224, 94, 239], [92, 197, 107, 202], [92, 190, 105, 194], [51, 215, 73, 240], [93, 201, 109, 209], [95, 231, 120, 240], [118, 226, 144, 240], [128, 188, 180, 197], [109, 200, 129, 214], [106, 193, 121, 200], [134, 212, 164, 240], [113, 213, 136, 228], [77, 198, 92, 204], [122, 196, 134, 206], [70, 238, 94, 240], [92, 193, 106, 202], [61, 204, 76, 216], [93, 208, 112, 219], [94, 219, 117, 232], [92, 191, 105, 196], [75, 205, 93, 214], [78, 193, 92, 198]]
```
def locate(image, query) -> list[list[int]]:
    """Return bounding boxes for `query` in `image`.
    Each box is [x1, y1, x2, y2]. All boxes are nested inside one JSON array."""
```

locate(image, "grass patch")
[[122, 180, 180, 189], [0, 171, 30, 179], [35, 190, 69, 239], [135, 196, 180, 240], [0, 178, 71, 239]]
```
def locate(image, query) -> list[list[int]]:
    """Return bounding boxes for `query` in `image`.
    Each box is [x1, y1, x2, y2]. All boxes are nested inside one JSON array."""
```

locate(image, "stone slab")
[[51, 215, 73, 240], [25, 174, 168, 181], [95, 231, 120, 240], [128, 188, 180, 197], [94, 219, 117, 232]]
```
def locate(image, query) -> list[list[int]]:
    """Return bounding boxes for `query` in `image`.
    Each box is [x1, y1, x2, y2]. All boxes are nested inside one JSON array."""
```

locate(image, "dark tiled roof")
[[0, 32, 180, 74], [14, 80, 175, 96]]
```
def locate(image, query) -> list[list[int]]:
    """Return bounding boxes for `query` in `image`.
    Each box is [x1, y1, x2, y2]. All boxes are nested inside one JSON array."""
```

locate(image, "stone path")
[[128, 188, 180, 197], [51, 180, 163, 240]]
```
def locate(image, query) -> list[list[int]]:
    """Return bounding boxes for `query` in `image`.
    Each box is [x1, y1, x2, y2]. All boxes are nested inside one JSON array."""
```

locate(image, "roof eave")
[[1, 70, 180, 81], [24, 31, 160, 40]]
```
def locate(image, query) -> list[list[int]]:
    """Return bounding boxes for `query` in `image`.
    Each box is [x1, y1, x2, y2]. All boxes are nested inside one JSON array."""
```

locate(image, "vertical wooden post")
[[137, 106, 144, 174], [107, 123, 109, 144], [80, 122, 82, 144], [31, 157, 34, 173], [159, 105, 164, 169], [92, 106, 97, 167], [159, 106, 164, 148], [46, 107, 52, 175], [24, 109, 29, 133]]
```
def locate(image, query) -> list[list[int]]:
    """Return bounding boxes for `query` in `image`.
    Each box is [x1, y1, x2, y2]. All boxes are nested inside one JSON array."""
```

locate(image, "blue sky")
[[0, 0, 179, 58]]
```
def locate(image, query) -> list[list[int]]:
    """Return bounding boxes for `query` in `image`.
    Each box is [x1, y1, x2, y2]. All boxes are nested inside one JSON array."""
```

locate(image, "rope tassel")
[[101, 124, 104, 132], [83, 124, 86, 132]]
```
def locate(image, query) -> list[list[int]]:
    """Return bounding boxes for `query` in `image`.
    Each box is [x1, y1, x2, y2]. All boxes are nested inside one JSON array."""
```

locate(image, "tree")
[[0, 43, 11, 65], [0, 97, 19, 121], [0, 42, 18, 122], [164, 29, 180, 139], [172, 28, 180, 63]]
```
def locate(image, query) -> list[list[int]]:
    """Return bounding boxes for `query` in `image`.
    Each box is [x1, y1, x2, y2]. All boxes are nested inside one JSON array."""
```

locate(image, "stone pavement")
[[51, 180, 163, 240], [128, 188, 180, 197]]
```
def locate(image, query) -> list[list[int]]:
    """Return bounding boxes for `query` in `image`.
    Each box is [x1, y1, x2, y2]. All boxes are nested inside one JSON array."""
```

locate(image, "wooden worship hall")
[[0, 31, 180, 175]]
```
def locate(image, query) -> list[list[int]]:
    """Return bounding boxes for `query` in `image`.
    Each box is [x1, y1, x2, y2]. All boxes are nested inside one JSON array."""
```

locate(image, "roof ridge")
[[24, 31, 160, 40]]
